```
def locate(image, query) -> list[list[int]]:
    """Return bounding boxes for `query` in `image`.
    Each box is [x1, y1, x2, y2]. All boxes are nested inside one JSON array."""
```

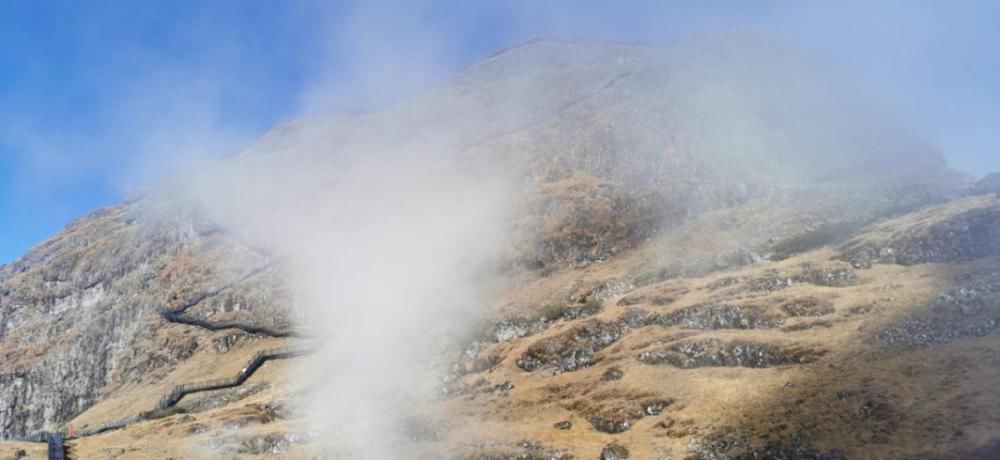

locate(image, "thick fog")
[[179, 135, 512, 455], [153, 3, 1000, 456]]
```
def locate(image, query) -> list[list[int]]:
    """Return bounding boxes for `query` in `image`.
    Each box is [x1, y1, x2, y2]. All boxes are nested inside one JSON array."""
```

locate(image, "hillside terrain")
[[1, 40, 999, 459]]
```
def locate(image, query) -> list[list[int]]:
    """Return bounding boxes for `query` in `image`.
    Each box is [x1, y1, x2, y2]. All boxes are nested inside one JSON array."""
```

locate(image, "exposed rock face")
[[707, 263, 858, 295], [689, 438, 846, 460], [973, 173, 1000, 195], [0, 203, 181, 437], [512, 174, 669, 268], [839, 197, 1000, 267], [874, 270, 1000, 349], [636, 339, 826, 368], [0, 198, 290, 438], [656, 303, 784, 330], [516, 320, 624, 373]]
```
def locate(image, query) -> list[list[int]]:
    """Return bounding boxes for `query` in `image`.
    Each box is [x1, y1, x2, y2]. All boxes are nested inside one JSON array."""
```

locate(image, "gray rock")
[[601, 443, 630, 460], [0, 197, 286, 438], [840, 202, 1000, 266], [553, 421, 572, 430], [637, 339, 826, 369], [973, 173, 1000, 195], [517, 321, 624, 373], [600, 366, 624, 381]]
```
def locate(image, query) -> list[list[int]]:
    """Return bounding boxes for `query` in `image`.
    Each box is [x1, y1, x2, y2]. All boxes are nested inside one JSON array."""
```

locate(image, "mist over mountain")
[[1, 36, 999, 459]]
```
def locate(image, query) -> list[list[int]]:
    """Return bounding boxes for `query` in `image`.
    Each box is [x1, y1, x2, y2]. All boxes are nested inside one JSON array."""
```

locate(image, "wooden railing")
[[154, 345, 314, 411], [157, 262, 306, 338], [8, 264, 317, 444]]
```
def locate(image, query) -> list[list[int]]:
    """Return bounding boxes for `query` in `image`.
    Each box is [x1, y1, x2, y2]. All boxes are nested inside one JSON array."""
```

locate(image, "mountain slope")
[[1, 39, 996, 459]]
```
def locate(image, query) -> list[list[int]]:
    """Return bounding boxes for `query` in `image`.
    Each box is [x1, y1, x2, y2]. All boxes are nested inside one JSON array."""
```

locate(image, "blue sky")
[[0, 0, 998, 263]]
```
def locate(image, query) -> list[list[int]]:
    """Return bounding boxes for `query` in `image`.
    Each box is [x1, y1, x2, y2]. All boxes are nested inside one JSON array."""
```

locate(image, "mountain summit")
[[2, 40, 998, 459]]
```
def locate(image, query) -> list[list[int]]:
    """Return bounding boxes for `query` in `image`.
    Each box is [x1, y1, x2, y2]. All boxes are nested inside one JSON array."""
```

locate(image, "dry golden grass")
[[69, 332, 293, 431], [0, 440, 45, 460], [4, 196, 1000, 459]]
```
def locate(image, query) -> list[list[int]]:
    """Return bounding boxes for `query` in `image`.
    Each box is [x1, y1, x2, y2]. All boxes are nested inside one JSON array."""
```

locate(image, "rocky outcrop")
[[656, 304, 784, 330], [637, 339, 826, 368], [0, 203, 179, 437], [511, 174, 668, 269], [973, 173, 1000, 195], [689, 437, 846, 460], [516, 320, 624, 374], [839, 197, 1000, 267], [0, 197, 289, 438], [874, 271, 1000, 349]]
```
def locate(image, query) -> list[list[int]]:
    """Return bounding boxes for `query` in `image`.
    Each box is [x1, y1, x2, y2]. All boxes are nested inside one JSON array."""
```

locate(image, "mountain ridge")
[[1, 39, 998, 459]]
